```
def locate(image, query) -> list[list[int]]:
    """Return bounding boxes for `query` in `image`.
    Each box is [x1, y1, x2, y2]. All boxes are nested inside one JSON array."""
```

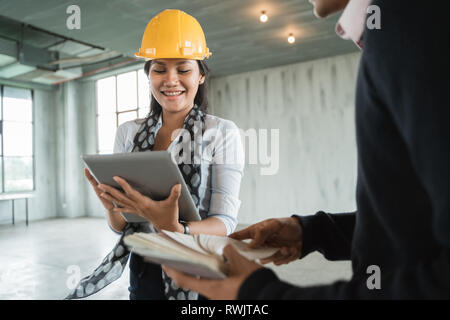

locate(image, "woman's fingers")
[[84, 168, 99, 189], [98, 183, 135, 208], [112, 207, 140, 215], [99, 192, 128, 209], [164, 184, 181, 205], [85, 169, 108, 198], [113, 176, 142, 202]]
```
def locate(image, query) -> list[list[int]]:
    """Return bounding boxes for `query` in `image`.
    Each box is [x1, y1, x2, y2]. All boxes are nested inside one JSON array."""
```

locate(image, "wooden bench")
[[0, 193, 34, 226]]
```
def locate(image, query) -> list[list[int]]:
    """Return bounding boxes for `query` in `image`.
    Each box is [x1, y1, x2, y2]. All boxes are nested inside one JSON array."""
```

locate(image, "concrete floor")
[[0, 218, 352, 300]]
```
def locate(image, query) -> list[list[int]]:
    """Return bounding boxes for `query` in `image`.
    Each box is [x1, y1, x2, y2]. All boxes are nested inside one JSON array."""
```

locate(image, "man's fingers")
[[259, 250, 285, 265], [248, 227, 271, 249], [230, 219, 281, 248], [223, 244, 247, 270], [274, 256, 297, 266], [272, 247, 301, 266], [259, 247, 296, 265], [229, 227, 253, 241]]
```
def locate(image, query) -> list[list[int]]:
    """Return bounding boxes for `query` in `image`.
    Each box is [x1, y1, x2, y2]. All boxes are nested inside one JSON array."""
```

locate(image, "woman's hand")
[[84, 168, 114, 211], [98, 176, 183, 232]]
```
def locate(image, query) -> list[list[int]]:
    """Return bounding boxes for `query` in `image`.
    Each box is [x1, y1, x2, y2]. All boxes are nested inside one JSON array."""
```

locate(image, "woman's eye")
[[152, 70, 165, 74], [179, 69, 190, 74]]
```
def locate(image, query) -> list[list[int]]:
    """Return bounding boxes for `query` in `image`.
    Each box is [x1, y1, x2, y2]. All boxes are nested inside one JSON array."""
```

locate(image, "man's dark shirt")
[[238, 1, 450, 299]]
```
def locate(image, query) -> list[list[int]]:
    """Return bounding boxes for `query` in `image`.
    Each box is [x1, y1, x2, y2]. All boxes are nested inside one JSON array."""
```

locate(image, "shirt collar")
[[335, 0, 373, 49], [156, 112, 163, 130]]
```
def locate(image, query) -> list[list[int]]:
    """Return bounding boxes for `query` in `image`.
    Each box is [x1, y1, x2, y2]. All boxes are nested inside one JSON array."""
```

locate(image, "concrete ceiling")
[[0, 0, 358, 84]]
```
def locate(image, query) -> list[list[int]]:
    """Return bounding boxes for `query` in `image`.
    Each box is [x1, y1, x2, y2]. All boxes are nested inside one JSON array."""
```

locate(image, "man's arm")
[[296, 211, 355, 260]]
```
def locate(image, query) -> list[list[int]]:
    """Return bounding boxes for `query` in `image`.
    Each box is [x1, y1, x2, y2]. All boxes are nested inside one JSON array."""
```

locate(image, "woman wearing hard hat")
[[77, 9, 244, 300]]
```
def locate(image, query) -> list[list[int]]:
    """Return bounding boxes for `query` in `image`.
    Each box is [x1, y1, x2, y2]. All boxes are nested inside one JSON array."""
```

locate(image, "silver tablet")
[[82, 151, 201, 223]]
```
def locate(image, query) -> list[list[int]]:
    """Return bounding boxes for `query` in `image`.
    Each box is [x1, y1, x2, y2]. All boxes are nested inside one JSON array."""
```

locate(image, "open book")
[[123, 230, 279, 279]]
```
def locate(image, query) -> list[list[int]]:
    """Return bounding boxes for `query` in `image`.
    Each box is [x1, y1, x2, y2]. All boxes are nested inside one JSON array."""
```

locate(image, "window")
[[0, 85, 34, 193], [96, 69, 150, 154]]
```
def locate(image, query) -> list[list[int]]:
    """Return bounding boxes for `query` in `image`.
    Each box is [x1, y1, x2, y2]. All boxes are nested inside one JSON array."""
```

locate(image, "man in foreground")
[[163, 0, 450, 299]]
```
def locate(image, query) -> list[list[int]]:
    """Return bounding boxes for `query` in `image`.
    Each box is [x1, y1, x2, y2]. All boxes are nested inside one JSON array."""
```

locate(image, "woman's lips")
[[161, 90, 185, 100]]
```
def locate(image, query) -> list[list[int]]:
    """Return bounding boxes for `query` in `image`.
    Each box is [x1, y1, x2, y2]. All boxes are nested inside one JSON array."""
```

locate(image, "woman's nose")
[[163, 69, 179, 86]]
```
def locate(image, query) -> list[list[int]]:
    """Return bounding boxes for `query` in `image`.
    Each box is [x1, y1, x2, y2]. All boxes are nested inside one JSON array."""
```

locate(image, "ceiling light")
[[260, 11, 268, 23], [288, 33, 295, 44]]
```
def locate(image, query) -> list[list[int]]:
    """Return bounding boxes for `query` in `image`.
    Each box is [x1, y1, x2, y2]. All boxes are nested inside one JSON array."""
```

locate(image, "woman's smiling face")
[[149, 59, 205, 114]]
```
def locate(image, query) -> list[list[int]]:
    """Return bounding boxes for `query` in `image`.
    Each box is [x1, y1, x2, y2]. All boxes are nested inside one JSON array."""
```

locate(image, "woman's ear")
[[199, 75, 205, 85]]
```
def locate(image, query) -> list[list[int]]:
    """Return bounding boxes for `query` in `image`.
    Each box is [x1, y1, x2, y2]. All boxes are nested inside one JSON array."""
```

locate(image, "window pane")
[[117, 71, 137, 112], [0, 157, 3, 192], [3, 121, 33, 156], [97, 114, 116, 153], [138, 69, 150, 109], [97, 76, 116, 114], [3, 87, 32, 122], [118, 111, 137, 127], [138, 107, 150, 118], [4, 156, 33, 192]]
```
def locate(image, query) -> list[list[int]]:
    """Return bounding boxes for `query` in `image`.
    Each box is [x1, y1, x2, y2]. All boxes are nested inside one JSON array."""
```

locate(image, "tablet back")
[[82, 151, 201, 223]]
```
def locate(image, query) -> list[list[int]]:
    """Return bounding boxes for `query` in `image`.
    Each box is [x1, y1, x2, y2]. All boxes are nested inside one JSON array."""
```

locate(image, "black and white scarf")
[[65, 105, 206, 300]]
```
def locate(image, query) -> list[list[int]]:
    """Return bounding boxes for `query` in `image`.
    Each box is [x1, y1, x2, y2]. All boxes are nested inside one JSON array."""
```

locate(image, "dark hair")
[[143, 60, 210, 117]]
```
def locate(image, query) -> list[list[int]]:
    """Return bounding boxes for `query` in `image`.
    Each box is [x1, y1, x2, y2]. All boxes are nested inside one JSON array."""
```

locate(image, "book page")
[[160, 230, 212, 256], [194, 234, 279, 261], [161, 230, 278, 261], [125, 234, 228, 279], [127, 232, 210, 261]]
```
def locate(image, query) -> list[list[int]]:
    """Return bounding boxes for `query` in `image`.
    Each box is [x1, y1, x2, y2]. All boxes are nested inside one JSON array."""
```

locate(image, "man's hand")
[[230, 217, 303, 266], [309, 0, 349, 18], [162, 244, 263, 300]]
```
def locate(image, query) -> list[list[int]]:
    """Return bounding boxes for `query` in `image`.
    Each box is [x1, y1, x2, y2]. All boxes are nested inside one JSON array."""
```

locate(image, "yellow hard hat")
[[135, 9, 212, 60]]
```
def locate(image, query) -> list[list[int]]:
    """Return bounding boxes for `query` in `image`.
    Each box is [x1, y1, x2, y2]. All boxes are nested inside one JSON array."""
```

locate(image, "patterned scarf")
[[65, 105, 205, 300]]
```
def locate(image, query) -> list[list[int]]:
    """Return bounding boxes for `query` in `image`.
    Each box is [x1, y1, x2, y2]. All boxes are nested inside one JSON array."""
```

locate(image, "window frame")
[[96, 70, 149, 154], [0, 84, 35, 194]]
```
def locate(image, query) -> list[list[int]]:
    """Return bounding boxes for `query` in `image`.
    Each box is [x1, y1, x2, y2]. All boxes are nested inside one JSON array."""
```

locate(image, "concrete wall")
[[53, 80, 105, 219], [54, 81, 92, 218], [209, 52, 361, 224], [79, 80, 107, 218]]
